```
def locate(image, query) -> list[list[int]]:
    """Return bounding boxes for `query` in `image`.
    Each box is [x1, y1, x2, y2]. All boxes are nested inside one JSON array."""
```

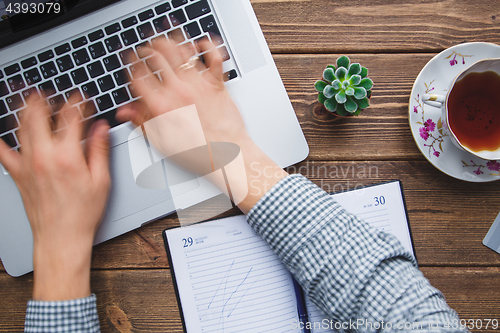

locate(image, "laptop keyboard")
[[0, 0, 239, 150]]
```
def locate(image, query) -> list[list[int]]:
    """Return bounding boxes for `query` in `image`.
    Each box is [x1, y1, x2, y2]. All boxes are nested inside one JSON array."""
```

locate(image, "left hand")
[[0, 97, 110, 300]]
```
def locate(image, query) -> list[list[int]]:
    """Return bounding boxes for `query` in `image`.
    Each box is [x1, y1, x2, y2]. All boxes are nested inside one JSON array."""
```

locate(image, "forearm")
[[246, 174, 467, 332]]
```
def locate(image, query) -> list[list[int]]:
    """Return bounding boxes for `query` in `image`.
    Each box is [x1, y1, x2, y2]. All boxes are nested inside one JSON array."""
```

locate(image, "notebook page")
[[166, 215, 302, 333], [306, 180, 414, 332]]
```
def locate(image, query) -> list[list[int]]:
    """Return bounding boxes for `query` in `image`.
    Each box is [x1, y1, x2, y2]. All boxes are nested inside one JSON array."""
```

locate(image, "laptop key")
[[88, 29, 105, 42], [113, 68, 130, 86], [22, 87, 40, 102], [172, 0, 188, 8], [81, 81, 99, 99], [8, 75, 26, 92], [71, 36, 88, 49], [80, 100, 98, 118], [167, 28, 185, 43], [64, 88, 83, 104], [95, 108, 124, 128], [0, 81, 8, 97], [0, 69, 3, 79], [122, 16, 138, 28], [87, 61, 105, 78], [38, 81, 56, 97], [54, 74, 73, 91], [169, 9, 187, 26], [38, 50, 54, 62], [0, 100, 6, 115], [48, 94, 65, 112], [0, 132, 16, 148], [186, 0, 211, 20], [5, 63, 21, 76], [88, 42, 107, 59], [105, 23, 121, 35], [119, 48, 137, 65], [70, 67, 89, 85], [223, 69, 238, 82], [121, 29, 139, 46], [55, 43, 71, 56], [97, 75, 115, 92], [40, 62, 58, 79], [136, 41, 152, 58], [138, 9, 154, 22], [95, 93, 113, 111], [5, 94, 24, 111], [200, 15, 223, 45], [72, 48, 91, 66], [56, 55, 75, 72], [105, 35, 123, 52], [184, 22, 201, 39], [137, 22, 155, 40], [130, 62, 147, 79], [217, 46, 230, 62], [155, 2, 171, 15], [112, 87, 130, 104], [103, 54, 121, 72], [153, 16, 170, 33], [23, 68, 42, 86], [21, 57, 37, 69]]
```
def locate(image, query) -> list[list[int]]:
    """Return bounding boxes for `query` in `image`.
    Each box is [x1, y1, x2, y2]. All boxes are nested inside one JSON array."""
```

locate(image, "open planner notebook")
[[163, 180, 415, 333]]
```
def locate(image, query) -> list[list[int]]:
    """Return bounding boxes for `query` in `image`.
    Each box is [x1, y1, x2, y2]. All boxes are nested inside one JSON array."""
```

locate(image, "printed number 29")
[[182, 237, 193, 248], [374, 196, 386, 206]]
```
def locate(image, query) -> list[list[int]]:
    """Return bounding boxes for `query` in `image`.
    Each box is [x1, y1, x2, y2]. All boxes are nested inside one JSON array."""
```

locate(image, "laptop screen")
[[0, 0, 119, 49]]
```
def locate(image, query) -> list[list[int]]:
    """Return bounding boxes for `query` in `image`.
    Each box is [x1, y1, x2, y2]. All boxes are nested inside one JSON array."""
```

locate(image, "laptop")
[[0, 0, 309, 277]]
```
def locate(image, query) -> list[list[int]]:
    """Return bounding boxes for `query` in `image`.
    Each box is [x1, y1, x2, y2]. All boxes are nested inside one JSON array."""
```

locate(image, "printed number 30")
[[374, 196, 386, 206], [182, 237, 193, 248]]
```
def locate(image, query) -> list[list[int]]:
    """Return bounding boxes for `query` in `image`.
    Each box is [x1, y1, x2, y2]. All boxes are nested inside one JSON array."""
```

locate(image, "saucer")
[[409, 42, 500, 182]]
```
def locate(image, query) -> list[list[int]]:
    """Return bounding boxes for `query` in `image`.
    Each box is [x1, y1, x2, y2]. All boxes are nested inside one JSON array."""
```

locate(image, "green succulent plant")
[[315, 56, 373, 116]]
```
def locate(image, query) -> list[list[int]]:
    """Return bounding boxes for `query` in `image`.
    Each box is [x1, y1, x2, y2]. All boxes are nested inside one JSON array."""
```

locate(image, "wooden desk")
[[1, 0, 500, 331]]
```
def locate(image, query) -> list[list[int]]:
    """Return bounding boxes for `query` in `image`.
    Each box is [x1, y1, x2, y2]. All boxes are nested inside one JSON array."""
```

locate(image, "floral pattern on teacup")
[[462, 160, 500, 176], [413, 80, 447, 158], [445, 51, 473, 67]]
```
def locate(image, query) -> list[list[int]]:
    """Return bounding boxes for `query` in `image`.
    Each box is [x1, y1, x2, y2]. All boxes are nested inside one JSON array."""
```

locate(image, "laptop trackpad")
[[104, 141, 199, 223]]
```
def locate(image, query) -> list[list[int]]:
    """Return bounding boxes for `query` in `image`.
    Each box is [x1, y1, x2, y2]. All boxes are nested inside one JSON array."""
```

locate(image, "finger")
[[87, 120, 110, 189], [0, 138, 21, 177], [155, 38, 185, 72], [116, 100, 150, 127], [22, 96, 52, 150], [65, 104, 84, 143], [150, 40, 181, 84], [198, 39, 223, 82], [54, 93, 81, 133]]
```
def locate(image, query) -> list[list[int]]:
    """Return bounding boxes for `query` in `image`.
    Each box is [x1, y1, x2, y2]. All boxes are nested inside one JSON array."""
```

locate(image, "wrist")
[[32, 240, 93, 301]]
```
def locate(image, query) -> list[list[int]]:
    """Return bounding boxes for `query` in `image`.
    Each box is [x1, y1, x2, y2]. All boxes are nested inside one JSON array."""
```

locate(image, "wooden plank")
[[275, 53, 443, 161], [1, 268, 499, 332], [251, 0, 500, 53]]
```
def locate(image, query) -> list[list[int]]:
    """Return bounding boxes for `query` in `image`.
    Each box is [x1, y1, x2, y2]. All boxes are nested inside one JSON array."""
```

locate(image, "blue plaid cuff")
[[25, 294, 100, 333]]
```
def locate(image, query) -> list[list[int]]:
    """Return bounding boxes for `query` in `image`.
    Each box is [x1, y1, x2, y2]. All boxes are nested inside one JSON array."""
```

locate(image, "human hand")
[[0, 97, 110, 300]]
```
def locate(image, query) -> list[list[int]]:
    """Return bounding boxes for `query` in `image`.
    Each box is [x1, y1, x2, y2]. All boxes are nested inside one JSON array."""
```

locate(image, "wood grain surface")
[[1, 0, 499, 331]]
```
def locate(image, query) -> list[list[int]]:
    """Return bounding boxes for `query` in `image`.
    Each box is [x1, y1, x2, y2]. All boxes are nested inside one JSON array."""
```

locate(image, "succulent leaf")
[[318, 93, 327, 104], [327, 64, 336, 71], [323, 85, 335, 99], [359, 78, 373, 90], [323, 68, 336, 82], [332, 79, 341, 90], [315, 80, 328, 92], [345, 96, 358, 113], [348, 63, 362, 77], [324, 97, 338, 112], [353, 87, 367, 99], [356, 97, 370, 109], [345, 87, 355, 96], [349, 75, 361, 85], [335, 67, 347, 81], [360, 67, 368, 78], [337, 55, 350, 69], [336, 104, 349, 116], [335, 90, 347, 104]]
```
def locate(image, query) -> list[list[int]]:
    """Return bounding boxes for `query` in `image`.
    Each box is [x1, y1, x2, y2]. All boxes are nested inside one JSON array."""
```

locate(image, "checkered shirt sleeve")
[[247, 174, 468, 332], [25, 294, 100, 333]]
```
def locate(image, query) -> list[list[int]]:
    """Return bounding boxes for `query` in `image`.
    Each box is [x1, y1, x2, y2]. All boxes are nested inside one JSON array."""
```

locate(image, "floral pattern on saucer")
[[409, 42, 500, 182]]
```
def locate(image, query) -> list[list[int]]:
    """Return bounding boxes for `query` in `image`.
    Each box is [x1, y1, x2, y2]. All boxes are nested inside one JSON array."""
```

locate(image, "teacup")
[[422, 58, 500, 160]]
